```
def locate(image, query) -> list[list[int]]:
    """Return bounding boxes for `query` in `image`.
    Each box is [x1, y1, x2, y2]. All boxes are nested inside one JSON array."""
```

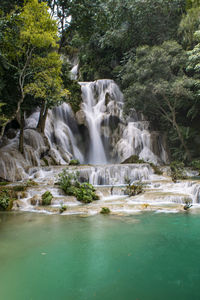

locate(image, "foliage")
[[122, 155, 145, 164], [0, 0, 68, 144], [122, 41, 196, 162], [41, 191, 53, 205], [69, 159, 80, 166], [58, 170, 99, 203], [124, 180, 144, 197], [190, 160, 200, 174], [0, 189, 14, 211], [170, 161, 187, 182], [59, 204, 67, 214], [61, 62, 82, 112], [149, 163, 163, 176], [100, 207, 110, 214]]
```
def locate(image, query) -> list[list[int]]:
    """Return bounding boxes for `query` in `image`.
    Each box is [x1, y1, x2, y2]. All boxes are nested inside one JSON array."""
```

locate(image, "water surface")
[[0, 212, 200, 300]]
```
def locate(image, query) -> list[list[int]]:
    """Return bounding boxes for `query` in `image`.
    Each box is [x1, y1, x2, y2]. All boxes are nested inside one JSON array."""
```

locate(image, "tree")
[[122, 41, 196, 161], [0, 0, 67, 153]]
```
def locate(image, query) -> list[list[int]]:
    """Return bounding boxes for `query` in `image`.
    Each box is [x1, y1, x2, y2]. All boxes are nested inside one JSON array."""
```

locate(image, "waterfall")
[[0, 79, 169, 181]]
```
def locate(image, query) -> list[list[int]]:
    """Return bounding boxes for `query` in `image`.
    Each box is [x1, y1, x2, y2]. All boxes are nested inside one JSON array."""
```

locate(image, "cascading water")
[[0, 79, 169, 181]]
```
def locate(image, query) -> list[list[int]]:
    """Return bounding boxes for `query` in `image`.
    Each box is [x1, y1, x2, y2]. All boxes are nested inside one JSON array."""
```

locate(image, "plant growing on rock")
[[124, 180, 145, 197], [170, 161, 187, 182], [0, 189, 14, 211], [69, 159, 80, 166], [58, 170, 99, 204], [60, 205, 67, 214], [41, 191, 53, 206], [100, 207, 111, 214], [183, 198, 193, 210]]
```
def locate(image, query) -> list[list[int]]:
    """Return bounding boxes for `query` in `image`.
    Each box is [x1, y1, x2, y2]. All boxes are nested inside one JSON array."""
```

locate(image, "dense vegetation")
[[0, 0, 200, 163]]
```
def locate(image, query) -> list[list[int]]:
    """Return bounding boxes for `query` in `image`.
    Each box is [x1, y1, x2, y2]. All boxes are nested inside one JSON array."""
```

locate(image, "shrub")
[[149, 163, 163, 175], [100, 207, 111, 214], [191, 160, 200, 175], [60, 205, 67, 214], [124, 180, 144, 196], [170, 161, 187, 182], [58, 170, 99, 203], [0, 189, 14, 211], [69, 159, 80, 166], [41, 191, 53, 206], [12, 185, 27, 192]]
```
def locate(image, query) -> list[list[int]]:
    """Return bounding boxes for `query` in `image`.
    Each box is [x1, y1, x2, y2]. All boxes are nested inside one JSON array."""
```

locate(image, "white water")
[[0, 79, 168, 181]]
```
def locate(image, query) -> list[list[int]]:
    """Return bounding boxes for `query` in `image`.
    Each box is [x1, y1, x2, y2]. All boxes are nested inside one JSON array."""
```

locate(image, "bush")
[[69, 159, 80, 166], [41, 191, 53, 206], [0, 189, 14, 211], [149, 163, 163, 175], [58, 170, 99, 203], [170, 161, 187, 182], [191, 160, 200, 175], [60, 205, 67, 214], [100, 207, 111, 214], [124, 180, 144, 196]]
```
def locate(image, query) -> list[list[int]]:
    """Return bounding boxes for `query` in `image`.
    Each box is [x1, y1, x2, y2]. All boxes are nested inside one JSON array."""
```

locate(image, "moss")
[[100, 207, 111, 214], [42, 158, 49, 166], [41, 191, 53, 206]]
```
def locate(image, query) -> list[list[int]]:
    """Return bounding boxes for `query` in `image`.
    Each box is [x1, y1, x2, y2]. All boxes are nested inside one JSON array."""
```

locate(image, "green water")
[[0, 212, 200, 300]]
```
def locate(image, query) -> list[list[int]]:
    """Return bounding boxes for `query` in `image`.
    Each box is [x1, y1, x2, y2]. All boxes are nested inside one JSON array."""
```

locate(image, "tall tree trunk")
[[37, 102, 48, 134], [173, 119, 192, 162], [19, 111, 25, 154]]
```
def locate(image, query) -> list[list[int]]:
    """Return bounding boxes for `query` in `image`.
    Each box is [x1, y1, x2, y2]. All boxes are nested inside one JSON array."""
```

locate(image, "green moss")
[[100, 207, 111, 214], [41, 191, 53, 206]]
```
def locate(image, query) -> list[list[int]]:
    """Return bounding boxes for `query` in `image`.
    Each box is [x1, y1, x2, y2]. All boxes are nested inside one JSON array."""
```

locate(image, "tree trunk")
[[173, 119, 192, 162], [19, 111, 25, 154], [37, 102, 48, 134]]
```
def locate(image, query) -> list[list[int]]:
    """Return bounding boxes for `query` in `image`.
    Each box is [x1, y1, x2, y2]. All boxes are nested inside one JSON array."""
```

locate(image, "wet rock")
[[30, 195, 40, 206], [76, 110, 86, 126]]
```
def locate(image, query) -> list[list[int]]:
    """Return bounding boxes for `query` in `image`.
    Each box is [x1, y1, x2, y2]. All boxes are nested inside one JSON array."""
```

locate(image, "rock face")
[[0, 79, 169, 181]]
